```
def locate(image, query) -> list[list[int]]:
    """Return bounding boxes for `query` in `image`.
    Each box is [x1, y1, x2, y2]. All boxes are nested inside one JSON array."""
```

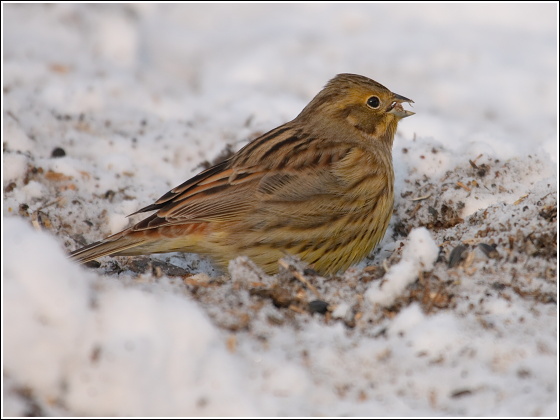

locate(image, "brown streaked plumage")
[[70, 73, 414, 275]]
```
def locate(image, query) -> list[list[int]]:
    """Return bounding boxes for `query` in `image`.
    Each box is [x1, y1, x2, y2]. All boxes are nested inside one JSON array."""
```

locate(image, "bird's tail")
[[69, 231, 147, 264]]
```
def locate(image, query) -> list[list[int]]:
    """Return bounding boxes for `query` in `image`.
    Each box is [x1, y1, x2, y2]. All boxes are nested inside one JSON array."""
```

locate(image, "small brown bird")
[[70, 74, 414, 275]]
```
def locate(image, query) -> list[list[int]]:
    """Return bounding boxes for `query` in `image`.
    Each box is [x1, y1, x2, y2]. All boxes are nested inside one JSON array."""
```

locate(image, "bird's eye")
[[367, 96, 380, 109]]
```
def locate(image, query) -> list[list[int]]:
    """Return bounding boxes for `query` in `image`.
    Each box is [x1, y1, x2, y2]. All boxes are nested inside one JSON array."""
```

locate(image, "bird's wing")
[[131, 158, 258, 230], [129, 123, 377, 231]]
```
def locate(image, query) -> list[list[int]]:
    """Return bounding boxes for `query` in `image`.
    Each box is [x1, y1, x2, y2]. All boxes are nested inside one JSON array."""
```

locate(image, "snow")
[[367, 227, 439, 306], [2, 3, 558, 417]]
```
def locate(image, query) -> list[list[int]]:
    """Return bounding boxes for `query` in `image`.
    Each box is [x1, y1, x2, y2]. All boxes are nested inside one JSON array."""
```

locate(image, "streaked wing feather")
[[129, 123, 304, 229], [128, 122, 375, 232]]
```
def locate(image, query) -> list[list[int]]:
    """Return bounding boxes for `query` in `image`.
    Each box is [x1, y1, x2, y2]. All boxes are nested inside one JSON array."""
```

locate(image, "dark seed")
[[448, 244, 467, 268], [491, 282, 506, 290], [105, 190, 116, 201], [478, 243, 499, 258], [85, 260, 102, 269], [303, 268, 319, 276], [451, 389, 473, 398], [51, 147, 66, 158], [308, 300, 329, 314]]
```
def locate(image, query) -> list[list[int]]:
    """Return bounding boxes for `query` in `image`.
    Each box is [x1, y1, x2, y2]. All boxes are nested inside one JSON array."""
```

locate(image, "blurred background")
[[4, 3, 557, 157], [3, 4, 558, 417]]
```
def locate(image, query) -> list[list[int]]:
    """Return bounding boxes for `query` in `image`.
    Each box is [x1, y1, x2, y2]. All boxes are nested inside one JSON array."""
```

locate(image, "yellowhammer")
[[70, 73, 414, 275]]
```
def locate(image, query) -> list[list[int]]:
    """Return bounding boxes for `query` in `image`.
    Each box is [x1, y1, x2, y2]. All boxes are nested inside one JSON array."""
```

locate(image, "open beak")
[[388, 93, 415, 119]]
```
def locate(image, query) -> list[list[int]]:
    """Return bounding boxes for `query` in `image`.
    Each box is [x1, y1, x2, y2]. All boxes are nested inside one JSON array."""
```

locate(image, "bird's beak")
[[388, 93, 415, 119]]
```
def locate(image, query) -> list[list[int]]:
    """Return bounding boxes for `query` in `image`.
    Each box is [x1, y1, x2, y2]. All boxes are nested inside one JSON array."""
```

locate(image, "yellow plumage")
[[70, 74, 414, 275]]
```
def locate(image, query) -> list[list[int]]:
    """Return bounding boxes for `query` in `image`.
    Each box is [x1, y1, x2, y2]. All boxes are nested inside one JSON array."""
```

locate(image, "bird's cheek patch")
[[346, 114, 379, 136]]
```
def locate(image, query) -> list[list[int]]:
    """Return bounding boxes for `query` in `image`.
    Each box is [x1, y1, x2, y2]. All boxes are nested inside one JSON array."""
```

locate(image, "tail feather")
[[69, 235, 147, 264]]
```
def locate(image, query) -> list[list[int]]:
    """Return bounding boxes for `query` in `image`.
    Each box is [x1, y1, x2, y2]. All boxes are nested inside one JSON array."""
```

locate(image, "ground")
[[2, 3, 557, 416]]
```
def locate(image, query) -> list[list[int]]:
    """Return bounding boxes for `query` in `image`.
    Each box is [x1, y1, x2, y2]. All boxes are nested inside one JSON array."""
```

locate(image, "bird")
[[70, 73, 414, 275]]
